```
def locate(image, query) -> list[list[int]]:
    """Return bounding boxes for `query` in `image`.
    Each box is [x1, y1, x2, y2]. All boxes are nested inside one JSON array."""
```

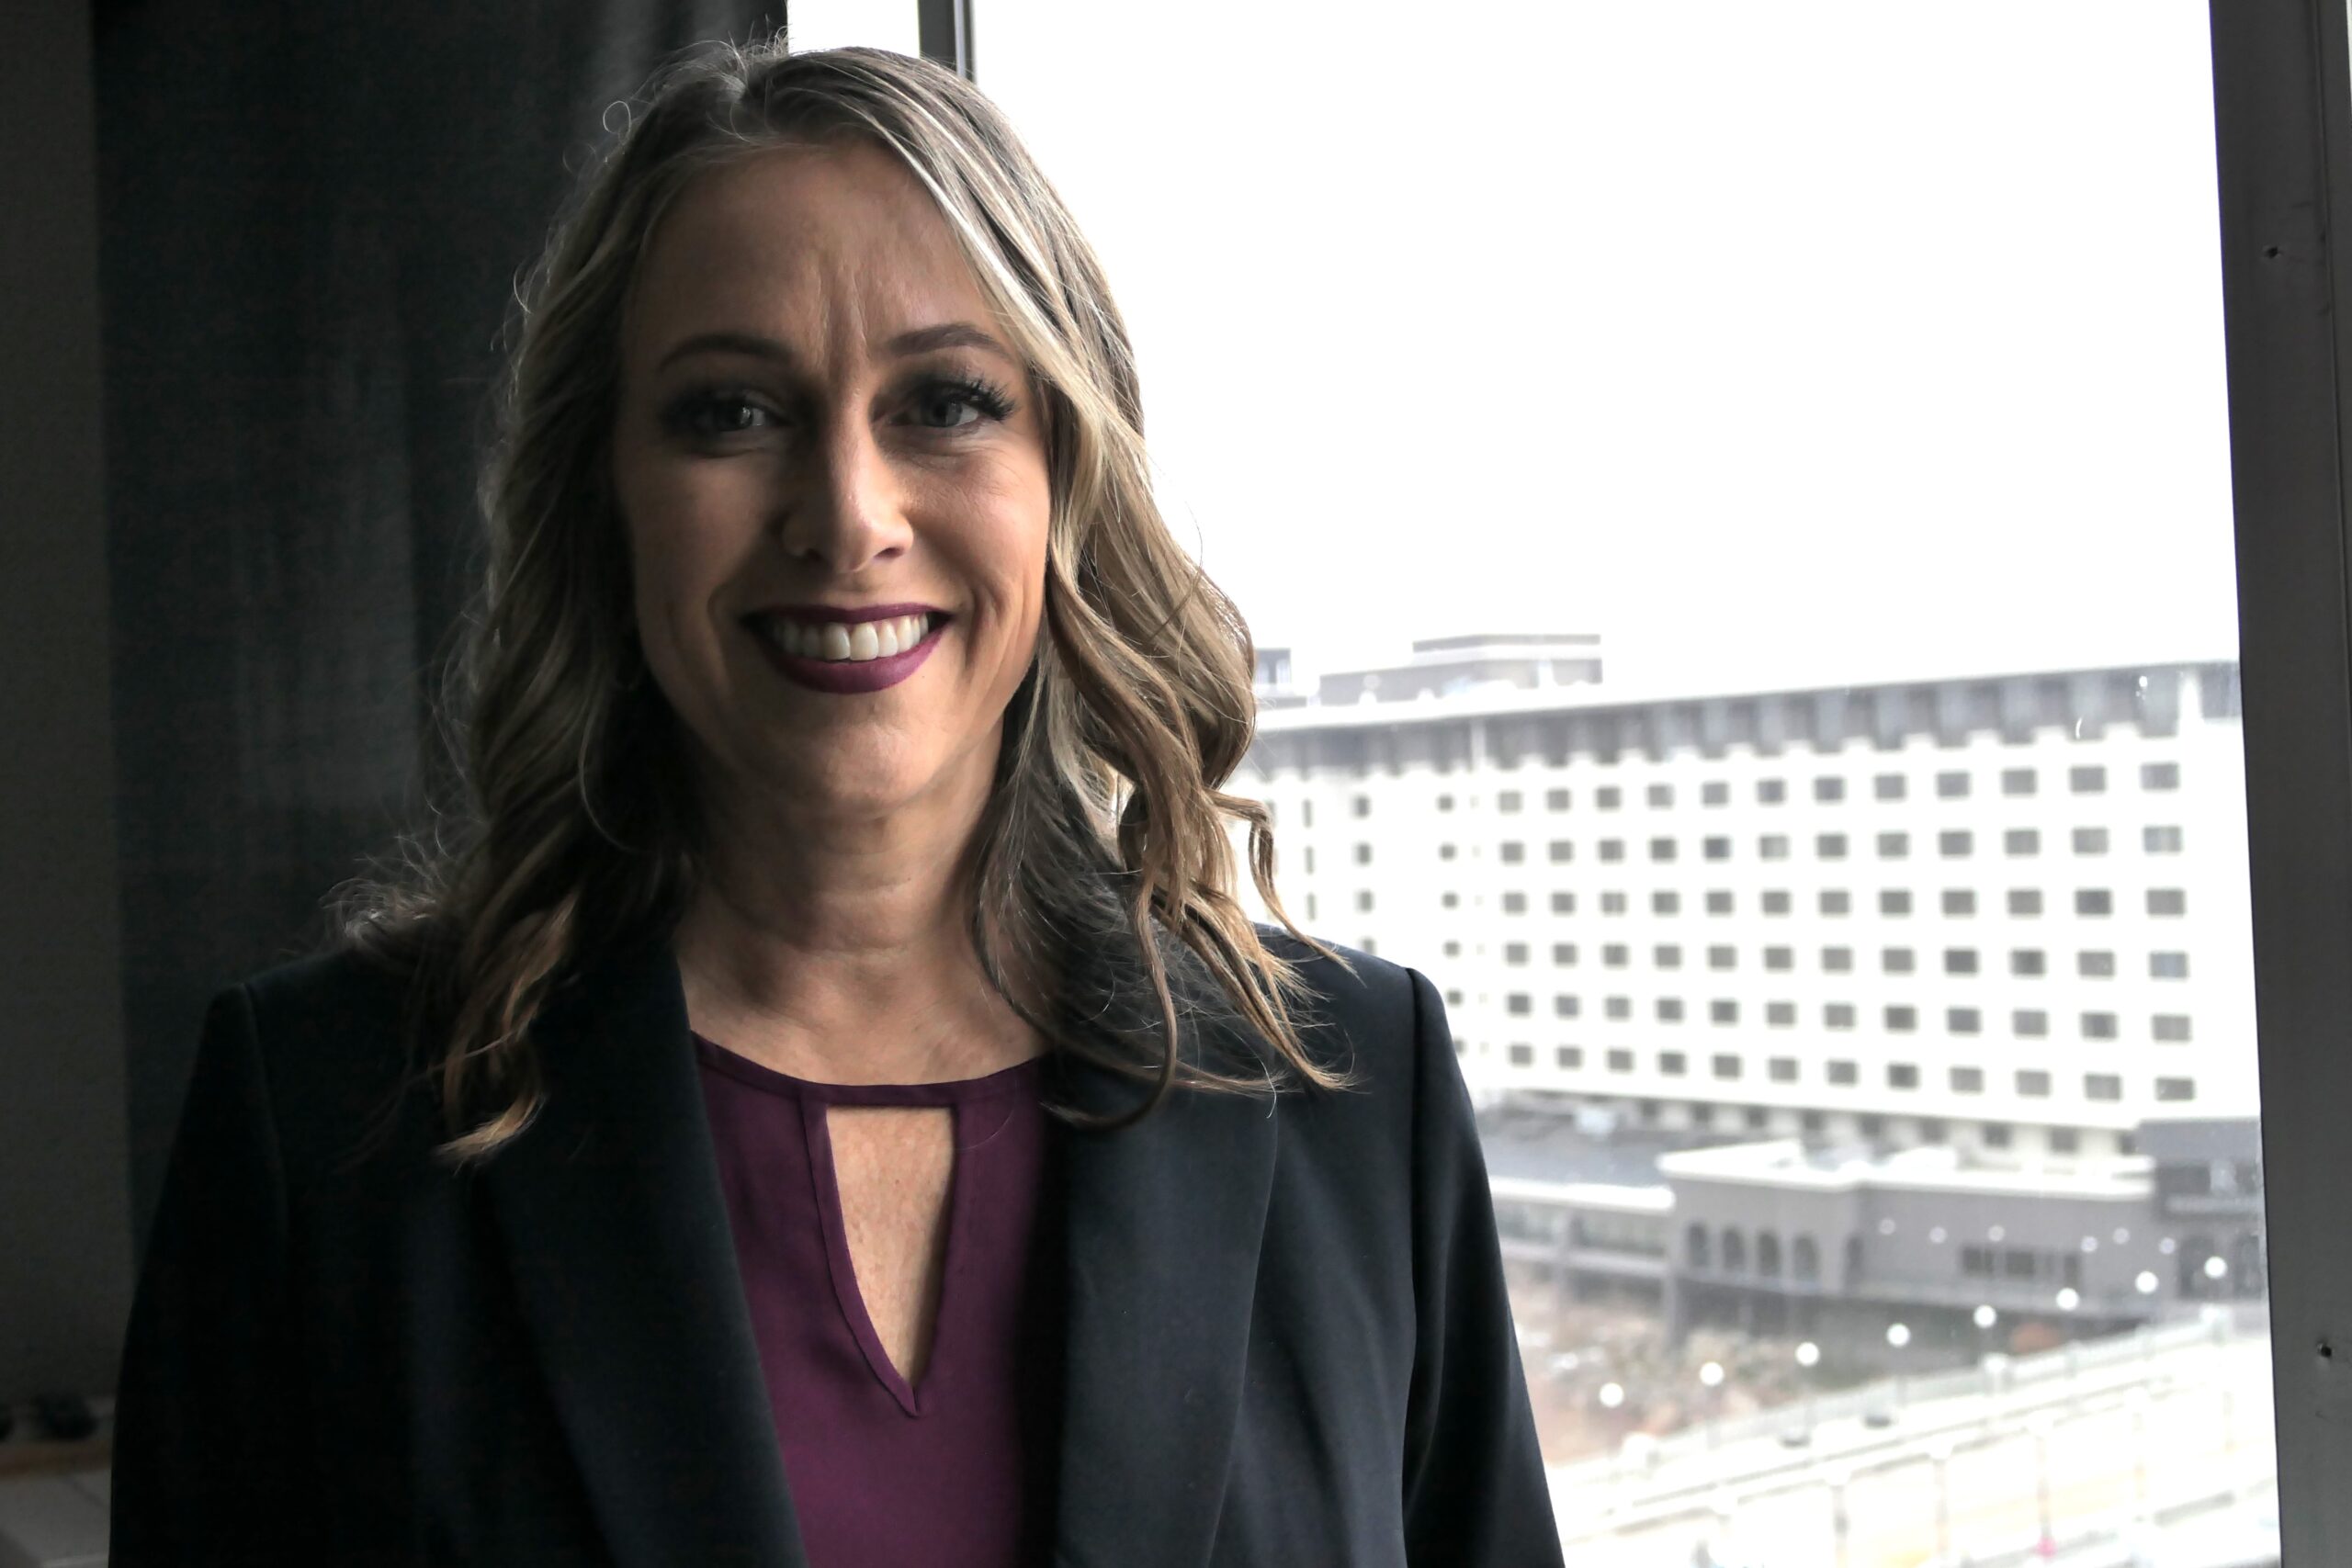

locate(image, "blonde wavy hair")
[[331, 33, 1357, 1169]]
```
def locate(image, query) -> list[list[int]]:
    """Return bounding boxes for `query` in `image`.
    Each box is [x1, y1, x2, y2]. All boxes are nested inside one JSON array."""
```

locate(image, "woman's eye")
[[664, 392, 769, 439]]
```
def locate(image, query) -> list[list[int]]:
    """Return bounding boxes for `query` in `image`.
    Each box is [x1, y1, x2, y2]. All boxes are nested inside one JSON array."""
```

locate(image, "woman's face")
[[610, 141, 1053, 829]]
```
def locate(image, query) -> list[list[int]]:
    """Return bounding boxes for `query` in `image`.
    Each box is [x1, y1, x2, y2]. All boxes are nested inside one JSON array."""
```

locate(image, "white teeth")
[[766, 612, 933, 663]]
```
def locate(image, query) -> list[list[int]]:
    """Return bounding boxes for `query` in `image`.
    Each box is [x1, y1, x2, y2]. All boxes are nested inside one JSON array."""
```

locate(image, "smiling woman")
[[106, 32, 1562, 1568]]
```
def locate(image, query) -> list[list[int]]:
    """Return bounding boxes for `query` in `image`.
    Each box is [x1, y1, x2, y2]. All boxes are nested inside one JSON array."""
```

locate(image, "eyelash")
[[662, 373, 1017, 442]]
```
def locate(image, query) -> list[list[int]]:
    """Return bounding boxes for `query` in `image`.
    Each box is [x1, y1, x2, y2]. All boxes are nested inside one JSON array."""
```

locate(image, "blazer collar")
[[481, 928, 1281, 1568]]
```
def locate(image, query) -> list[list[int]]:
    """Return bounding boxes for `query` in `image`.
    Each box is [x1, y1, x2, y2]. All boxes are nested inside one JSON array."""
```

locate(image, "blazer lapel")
[[481, 931, 806, 1568], [1045, 1003, 1282, 1568]]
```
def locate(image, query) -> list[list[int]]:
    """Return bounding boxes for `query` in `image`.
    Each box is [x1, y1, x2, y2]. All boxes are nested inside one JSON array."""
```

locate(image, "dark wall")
[[0, 0, 130, 1404]]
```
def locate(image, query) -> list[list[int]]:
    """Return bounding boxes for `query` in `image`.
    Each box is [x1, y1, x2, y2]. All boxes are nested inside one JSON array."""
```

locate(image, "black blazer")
[[109, 923, 1565, 1566]]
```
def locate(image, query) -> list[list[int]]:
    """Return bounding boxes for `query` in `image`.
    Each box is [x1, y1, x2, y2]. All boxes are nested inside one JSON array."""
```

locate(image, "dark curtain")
[[96, 0, 787, 1247]]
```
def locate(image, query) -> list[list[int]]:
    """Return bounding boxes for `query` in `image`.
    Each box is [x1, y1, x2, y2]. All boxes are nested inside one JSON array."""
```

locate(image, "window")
[[1889, 1062, 1921, 1089], [1762, 891, 1792, 915], [2012, 949, 2045, 976], [1352, 794, 1372, 817], [2075, 889, 2113, 917], [2145, 825, 2185, 853], [1507, 1043, 1533, 1066], [1659, 1050, 1688, 1076], [2082, 1012, 2119, 1041], [1499, 840, 1525, 863], [1435, 795, 1453, 813], [1701, 782, 1727, 806], [1819, 889, 1851, 915], [2085, 1073, 2123, 1101], [1948, 1007, 1982, 1034], [1706, 890, 1735, 915], [1936, 770, 1970, 799], [1546, 788, 1571, 811], [1764, 945, 1794, 971], [1649, 837, 1677, 862], [1442, 940, 1461, 957], [1945, 947, 1979, 975], [1601, 892, 1627, 914], [1554, 995, 1580, 1019], [2069, 765, 2107, 795], [2078, 950, 2117, 977], [1552, 942, 1577, 965], [1304, 847, 1317, 875], [1770, 1057, 1799, 1082], [1301, 801, 1315, 828], [1713, 1053, 1743, 1079], [1702, 835, 1730, 861], [1603, 943, 1629, 968], [1758, 779, 1786, 804], [1767, 1001, 1796, 1026], [1606, 998, 1632, 1021], [2154, 1014, 2194, 1042], [1656, 998, 1685, 1021], [2009, 888, 2044, 916], [1651, 891, 1680, 915], [1599, 839, 1624, 863], [1822, 946, 1853, 972], [1708, 944, 1736, 970], [1826, 1060, 1859, 1086], [1816, 832, 1849, 859], [2142, 761, 2181, 791], [1647, 784, 1674, 807], [1606, 1050, 1634, 1074], [1826, 1003, 1857, 1029], [1549, 839, 1574, 863], [1939, 829, 1973, 857], [1882, 946, 1916, 974], [2073, 827, 2109, 855], [1885, 1005, 1918, 1032], [1814, 775, 1845, 802], [2014, 1010, 2050, 1037], [2016, 1069, 2052, 1098], [1555, 1046, 1583, 1069], [1353, 841, 1374, 864], [1874, 773, 1906, 801], [2002, 767, 2037, 796], [1597, 786, 1623, 809], [1711, 999, 1740, 1024], [1759, 833, 1790, 861], [2149, 888, 2188, 916], [1951, 1066, 1985, 1093], [1877, 831, 1909, 858], [1653, 943, 1683, 968], [1504, 944, 1531, 967], [1439, 843, 1457, 861], [1942, 889, 1976, 916], [1551, 891, 1576, 914], [2155, 1077, 2198, 1102], [2152, 952, 2190, 979], [2050, 1128, 2081, 1155], [1497, 790, 1523, 813], [2006, 828, 2041, 856], [1355, 890, 1374, 912], [1881, 889, 1913, 916]]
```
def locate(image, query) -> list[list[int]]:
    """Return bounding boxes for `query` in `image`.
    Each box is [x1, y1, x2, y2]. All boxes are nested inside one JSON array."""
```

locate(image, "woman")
[[109, 37, 1563, 1567]]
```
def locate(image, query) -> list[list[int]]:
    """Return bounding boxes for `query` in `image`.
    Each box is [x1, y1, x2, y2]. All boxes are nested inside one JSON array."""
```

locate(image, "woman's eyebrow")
[[655, 321, 1015, 373]]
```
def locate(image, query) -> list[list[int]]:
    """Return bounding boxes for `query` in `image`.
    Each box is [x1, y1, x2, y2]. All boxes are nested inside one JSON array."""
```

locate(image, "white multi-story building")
[[1230, 637, 2255, 1164]]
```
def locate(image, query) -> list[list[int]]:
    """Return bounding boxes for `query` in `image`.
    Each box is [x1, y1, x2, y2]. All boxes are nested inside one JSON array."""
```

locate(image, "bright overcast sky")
[[782, 2, 2240, 697]]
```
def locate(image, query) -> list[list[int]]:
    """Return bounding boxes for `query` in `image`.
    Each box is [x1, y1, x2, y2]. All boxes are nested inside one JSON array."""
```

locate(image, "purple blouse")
[[693, 1031, 1062, 1567]]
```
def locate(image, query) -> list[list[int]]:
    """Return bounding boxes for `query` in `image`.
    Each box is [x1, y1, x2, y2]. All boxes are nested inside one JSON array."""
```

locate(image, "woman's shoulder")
[[1244, 921, 1452, 1100]]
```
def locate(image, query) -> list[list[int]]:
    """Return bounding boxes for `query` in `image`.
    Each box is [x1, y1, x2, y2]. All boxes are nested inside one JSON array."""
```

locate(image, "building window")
[[1827, 1059, 1860, 1085], [1659, 1051, 1688, 1076], [2155, 1077, 2197, 1101], [1552, 942, 1577, 965], [1442, 940, 1461, 957], [1307, 894, 1318, 919], [1881, 889, 1913, 916], [1826, 1003, 1857, 1029], [1759, 834, 1790, 861], [2011, 949, 2046, 976], [1703, 835, 1731, 861], [1656, 998, 1685, 1022], [1650, 837, 1678, 863], [2142, 761, 2181, 790], [1770, 1057, 1800, 1083], [1352, 794, 1372, 817], [1918, 1118, 1948, 1144], [2154, 1014, 2193, 1043], [1939, 829, 1973, 858], [2144, 825, 2184, 853], [1601, 892, 1627, 915], [1767, 1001, 1796, 1026], [1702, 782, 1728, 806], [1652, 891, 1681, 915], [1814, 775, 1846, 803], [1354, 841, 1374, 865], [2006, 829, 2041, 856], [1599, 840, 1624, 863], [1554, 995, 1580, 1018], [1764, 945, 1794, 971], [1859, 1114, 1885, 1138], [1606, 997, 1632, 1021], [1817, 833, 1849, 860], [2075, 951, 2116, 979], [1648, 784, 1674, 807], [1549, 840, 1574, 863], [2151, 952, 2189, 979], [1607, 1049, 1634, 1073], [1708, 944, 1736, 970], [1885, 1005, 1918, 1032], [1951, 1066, 1985, 1093], [1551, 891, 1576, 914], [1711, 999, 1740, 1025], [1822, 946, 1854, 972], [1875, 773, 1906, 801], [1706, 890, 1735, 915], [1445, 987, 1462, 1007], [1713, 1053, 1743, 1079], [2070, 765, 2107, 795], [1498, 790, 1523, 814], [1889, 1063, 1921, 1089], [1304, 847, 1317, 875], [2075, 889, 2112, 917], [1762, 891, 1792, 915], [1507, 1044, 1534, 1066], [2050, 1127, 2081, 1154], [2014, 1009, 2050, 1037], [1758, 779, 1786, 804], [1506, 992, 1532, 1015], [1878, 831, 1909, 859], [1945, 948, 1979, 976], [1301, 801, 1315, 828], [2002, 767, 2037, 796], [2085, 1073, 2123, 1101], [1499, 840, 1525, 864], [1942, 889, 1976, 916], [1597, 786, 1623, 809], [1949, 1007, 1983, 1034], [2016, 1069, 2052, 1097], [2073, 827, 2109, 855], [1546, 788, 1571, 811], [2148, 888, 2188, 916], [1653, 943, 1683, 968], [1819, 890, 1851, 915], [1504, 944, 1531, 967], [1355, 890, 1375, 912], [2009, 888, 2044, 916], [1883, 947, 1916, 975], [1937, 771, 1971, 799], [1603, 944, 1629, 968], [2081, 1012, 2119, 1041], [1555, 1045, 1583, 1069], [1439, 843, 1457, 861]]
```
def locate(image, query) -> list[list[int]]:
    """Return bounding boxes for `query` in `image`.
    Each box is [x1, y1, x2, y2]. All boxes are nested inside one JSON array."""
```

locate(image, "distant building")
[[1231, 637, 2255, 1166]]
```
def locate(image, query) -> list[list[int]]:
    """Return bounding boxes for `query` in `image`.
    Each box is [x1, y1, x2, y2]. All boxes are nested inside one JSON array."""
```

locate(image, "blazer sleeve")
[[110, 981, 326, 1564], [1398, 966, 1566, 1568]]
